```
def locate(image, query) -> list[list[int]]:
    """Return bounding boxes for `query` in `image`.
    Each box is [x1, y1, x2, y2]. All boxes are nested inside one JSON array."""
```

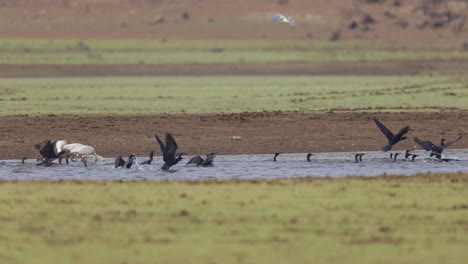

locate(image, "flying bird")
[[374, 118, 410, 152], [270, 13, 296, 29], [414, 136, 462, 155], [186, 153, 217, 167], [155, 133, 184, 171]]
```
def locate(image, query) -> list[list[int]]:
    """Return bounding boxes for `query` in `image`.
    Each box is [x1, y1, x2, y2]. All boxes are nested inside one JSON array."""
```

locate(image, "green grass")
[[1, 75, 468, 115], [0, 173, 468, 264], [1, 38, 468, 64]]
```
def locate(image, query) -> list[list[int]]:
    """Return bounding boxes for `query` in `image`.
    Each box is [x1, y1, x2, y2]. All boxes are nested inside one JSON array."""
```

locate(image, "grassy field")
[[1, 39, 468, 64], [1, 75, 467, 115], [0, 173, 467, 264]]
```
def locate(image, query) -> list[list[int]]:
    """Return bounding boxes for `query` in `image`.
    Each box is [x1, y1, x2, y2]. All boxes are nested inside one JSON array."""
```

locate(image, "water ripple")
[[1, 149, 468, 180]]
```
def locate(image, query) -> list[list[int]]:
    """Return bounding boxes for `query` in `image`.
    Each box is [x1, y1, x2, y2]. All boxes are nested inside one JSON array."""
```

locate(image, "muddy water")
[[1, 150, 467, 181]]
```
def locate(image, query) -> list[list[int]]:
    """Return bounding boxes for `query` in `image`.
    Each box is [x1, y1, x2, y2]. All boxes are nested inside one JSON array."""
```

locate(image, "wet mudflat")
[[2, 149, 467, 181]]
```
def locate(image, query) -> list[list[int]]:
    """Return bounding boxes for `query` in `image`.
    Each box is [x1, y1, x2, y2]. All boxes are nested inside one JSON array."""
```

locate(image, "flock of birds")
[[13, 14, 466, 173], [25, 117, 463, 172]]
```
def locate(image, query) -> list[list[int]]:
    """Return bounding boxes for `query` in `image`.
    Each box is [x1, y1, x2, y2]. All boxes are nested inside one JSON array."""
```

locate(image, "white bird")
[[270, 13, 296, 29], [55, 140, 68, 154], [61, 143, 104, 162]]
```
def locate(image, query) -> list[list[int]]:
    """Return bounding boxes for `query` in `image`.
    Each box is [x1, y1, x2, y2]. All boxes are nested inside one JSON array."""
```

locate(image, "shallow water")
[[1, 149, 468, 181]]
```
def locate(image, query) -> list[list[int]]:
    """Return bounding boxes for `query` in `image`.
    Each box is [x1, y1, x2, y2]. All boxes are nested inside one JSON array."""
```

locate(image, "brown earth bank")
[[0, 0, 467, 45], [0, 111, 466, 160], [2, 60, 468, 77]]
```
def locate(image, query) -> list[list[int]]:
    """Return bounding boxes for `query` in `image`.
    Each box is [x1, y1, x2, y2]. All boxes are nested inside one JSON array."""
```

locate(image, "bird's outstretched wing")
[[155, 134, 166, 153], [288, 17, 296, 27], [270, 14, 285, 22], [186, 155, 203, 166], [374, 118, 394, 141], [442, 136, 462, 149], [163, 133, 178, 163], [394, 126, 410, 140], [413, 137, 435, 151], [203, 153, 216, 166]]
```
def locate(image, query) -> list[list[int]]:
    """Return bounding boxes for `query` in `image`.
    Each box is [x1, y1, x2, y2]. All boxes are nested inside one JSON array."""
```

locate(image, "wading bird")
[[140, 150, 155, 165], [306, 153, 313, 161], [114, 156, 125, 168], [354, 153, 365, 163], [155, 133, 184, 171], [34, 139, 68, 164], [114, 154, 137, 169], [374, 118, 410, 152], [61, 143, 103, 162], [125, 154, 138, 169], [273, 152, 281, 161], [186, 153, 216, 167]]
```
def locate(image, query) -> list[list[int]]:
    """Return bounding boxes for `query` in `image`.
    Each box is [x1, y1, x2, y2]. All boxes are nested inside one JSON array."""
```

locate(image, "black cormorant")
[[155, 133, 184, 171], [414, 136, 462, 156], [114, 156, 125, 168], [273, 153, 281, 161], [140, 150, 155, 165], [124, 154, 137, 168], [186, 153, 216, 167], [374, 118, 410, 152], [34, 140, 68, 163], [355, 153, 365, 162]]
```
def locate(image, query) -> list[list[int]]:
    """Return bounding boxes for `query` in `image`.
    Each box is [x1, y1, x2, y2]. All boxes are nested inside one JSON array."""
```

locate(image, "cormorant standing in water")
[[124, 154, 137, 168], [404, 149, 412, 160], [414, 136, 462, 156], [186, 153, 216, 167], [34, 140, 68, 164], [114, 154, 137, 168], [140, 150, 155, 165], [429, 152, 459, 162], [273, 153, 281, 161], [114, 156, 125, 168], [306, 153, 313, 161], [155, 133, 184, 171], [354, 153, 364, 163], [373, 118, 410, 152]]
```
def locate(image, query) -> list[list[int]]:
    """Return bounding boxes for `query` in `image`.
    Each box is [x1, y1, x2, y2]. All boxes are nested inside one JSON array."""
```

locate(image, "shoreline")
[[1, 111, 466, 160]]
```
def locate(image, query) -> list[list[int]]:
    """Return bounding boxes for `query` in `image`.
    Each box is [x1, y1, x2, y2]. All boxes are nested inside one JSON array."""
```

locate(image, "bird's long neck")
[[174, 155, 183, 165]]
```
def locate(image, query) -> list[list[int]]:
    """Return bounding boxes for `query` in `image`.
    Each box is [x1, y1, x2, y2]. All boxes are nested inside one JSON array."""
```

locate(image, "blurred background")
[[1, 0, 468, 115], [0, 0, 467, 45]]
